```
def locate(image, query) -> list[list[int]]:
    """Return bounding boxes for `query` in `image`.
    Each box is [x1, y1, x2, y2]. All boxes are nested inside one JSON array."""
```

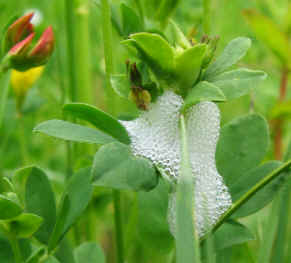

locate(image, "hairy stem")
[[176, 115, 201, 263], [201, 160, 291, 243]]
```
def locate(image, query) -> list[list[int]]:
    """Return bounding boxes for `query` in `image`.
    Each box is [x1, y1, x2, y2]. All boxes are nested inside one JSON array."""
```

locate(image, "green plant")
[[0, 1, 290, 263]]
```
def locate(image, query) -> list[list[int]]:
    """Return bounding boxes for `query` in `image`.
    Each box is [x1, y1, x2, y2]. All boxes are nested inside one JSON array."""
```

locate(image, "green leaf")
[[25, 247, 46, 263], [216, 114, 269, 186], [110, 74, 131, 99], [128, 33, 175, 81], [34, 120, 117, 145], [270, 101, 291, 120], [230, 161, 287, 218], [74, 242, 105, 263], [174, 44, 207, 94], [121, 3, 143, 36], [48, 168, 93, 252], [0, 194, 22, 220], [168, 20, 191, 49], [243, 9, 291, 68], [12, 167, 32, 203], [0, 177, 13, 194], [0, 235, 14, 263], [0, 234, 32, 263], [92, 142, 158, 191], [213, 220, 254, 250], [55, 238, 76, 263], [43, 256, 60, 263], [204, 37, 251, 79], [138, 179, 174, 252], [208, 68, 267, 100], [24, 166, 57, 244], [8, 213, 43, 238], [181, 81, 226, 112], [63, 103, 131, 145], [156, 0, 181, 24]]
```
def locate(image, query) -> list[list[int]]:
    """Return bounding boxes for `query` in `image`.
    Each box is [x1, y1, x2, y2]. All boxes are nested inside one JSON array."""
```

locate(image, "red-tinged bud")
[[28, 26, 54, 67], [9, 33, 35, 56], [1, 14, 55, 72], [3, 13, 34, 53]]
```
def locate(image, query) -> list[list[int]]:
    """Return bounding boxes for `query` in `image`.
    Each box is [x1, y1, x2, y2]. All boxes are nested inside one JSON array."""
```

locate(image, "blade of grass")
[[201, 160, 291, 242], [176, 114, 201, 263]]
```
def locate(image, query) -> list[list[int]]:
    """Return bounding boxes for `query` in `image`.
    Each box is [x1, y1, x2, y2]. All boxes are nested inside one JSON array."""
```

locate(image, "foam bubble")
[[121, 91, 232, 236]]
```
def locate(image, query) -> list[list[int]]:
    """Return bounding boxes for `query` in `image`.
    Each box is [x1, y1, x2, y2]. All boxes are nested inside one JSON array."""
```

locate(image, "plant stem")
[[65, 0, 77, 102], [0, 70, 10, 130], [75, 0, 92, 104], [100, 1, 123, 260], [176, 115, 201, 263], [203, 0, 211, 34], [17, 115, 29, 165], [274, 67, 289, 160], [113, 190, 125, 263], [9, 234, 22, 263], [101, 0, 116, 114], [201, 160, 291, 243]]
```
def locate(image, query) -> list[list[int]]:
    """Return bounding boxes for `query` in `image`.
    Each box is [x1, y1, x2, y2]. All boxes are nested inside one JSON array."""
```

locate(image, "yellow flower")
[[11, 66, 44, 111]]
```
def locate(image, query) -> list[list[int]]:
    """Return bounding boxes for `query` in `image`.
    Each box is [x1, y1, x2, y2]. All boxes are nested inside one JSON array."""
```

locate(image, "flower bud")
[[201, 35, 220, 69], [1, 13, 54, 72], [3, 13, 34, 54], [11, 66, 44, 112], [129, 86, 151, 111]]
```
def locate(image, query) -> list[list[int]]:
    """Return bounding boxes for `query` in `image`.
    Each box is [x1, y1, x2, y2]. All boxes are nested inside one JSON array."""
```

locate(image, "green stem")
[[65, 0, 77, 102], [17, 115, 29, 165], [101, 0, 116, 114], [176, 115, 201, 263], [75, 0, 92, 104], [0, 70, 10, 130], [201, 160, 291, 243], [113, 190, 125, 263], [203, 0, 211, 34], [9, 234, 22, 263]]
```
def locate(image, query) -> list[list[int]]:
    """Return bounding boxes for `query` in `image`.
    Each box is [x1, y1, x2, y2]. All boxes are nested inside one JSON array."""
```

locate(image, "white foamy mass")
[[120, 91, 232, 236]]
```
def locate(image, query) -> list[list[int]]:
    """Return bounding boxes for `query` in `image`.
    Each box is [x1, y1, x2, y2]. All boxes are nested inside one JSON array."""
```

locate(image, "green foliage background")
[[0, 0, 290, 262]]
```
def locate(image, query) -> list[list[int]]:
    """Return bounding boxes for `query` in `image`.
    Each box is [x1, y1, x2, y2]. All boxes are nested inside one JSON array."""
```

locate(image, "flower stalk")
[[101, 0, 124, 262], [176, 114, 201, 263]]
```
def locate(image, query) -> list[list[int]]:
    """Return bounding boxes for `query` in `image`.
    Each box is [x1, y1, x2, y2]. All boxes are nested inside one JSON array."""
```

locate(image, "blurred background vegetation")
[[0, 0, 290, 262]]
